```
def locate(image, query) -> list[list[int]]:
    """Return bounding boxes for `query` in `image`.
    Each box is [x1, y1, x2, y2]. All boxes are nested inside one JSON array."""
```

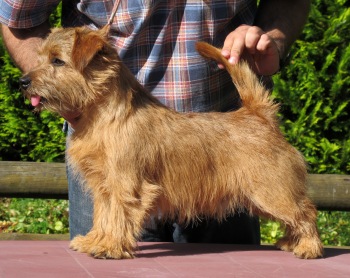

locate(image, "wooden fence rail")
[[0, 161, 349, 211], [0, 161, 68, 199]]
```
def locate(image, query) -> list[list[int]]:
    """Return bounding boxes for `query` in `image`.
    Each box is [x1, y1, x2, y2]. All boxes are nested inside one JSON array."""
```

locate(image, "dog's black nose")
[[19, 75, 32, 90]]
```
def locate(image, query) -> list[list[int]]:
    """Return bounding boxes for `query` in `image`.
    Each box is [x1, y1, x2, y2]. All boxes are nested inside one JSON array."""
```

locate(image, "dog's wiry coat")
[[21, 26, 323, 259]]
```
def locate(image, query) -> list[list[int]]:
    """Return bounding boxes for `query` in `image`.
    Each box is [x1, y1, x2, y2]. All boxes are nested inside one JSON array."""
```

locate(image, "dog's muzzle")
[[19, 75, 44, 107]]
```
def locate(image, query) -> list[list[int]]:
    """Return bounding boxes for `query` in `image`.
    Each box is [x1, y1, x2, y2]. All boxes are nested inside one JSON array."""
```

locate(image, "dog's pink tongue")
[[31, 96, 41, 107]]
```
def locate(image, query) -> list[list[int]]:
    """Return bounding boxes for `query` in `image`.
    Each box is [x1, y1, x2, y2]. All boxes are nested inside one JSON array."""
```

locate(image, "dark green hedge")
[[272, 0, 349, 174], [0, 41, 66, 162], [0, 4, 65, 162], [0, 1, 349, 175]]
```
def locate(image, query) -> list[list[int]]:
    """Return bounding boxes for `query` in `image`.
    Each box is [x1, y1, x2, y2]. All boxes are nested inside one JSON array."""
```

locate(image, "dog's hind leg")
[[275, 197, 324, 259], [250, 193, 323, 259]]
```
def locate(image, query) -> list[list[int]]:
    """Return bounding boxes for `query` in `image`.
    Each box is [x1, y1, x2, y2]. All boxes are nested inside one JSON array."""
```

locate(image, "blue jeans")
[[66, 125, 260, 244]]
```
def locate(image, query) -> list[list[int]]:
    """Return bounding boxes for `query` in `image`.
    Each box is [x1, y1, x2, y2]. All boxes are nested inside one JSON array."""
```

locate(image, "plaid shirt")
[[0, 0, 257, 112]]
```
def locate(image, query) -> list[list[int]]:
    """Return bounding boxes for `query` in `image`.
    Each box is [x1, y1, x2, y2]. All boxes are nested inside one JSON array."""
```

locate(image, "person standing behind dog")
[[0, 0, 310, 244]]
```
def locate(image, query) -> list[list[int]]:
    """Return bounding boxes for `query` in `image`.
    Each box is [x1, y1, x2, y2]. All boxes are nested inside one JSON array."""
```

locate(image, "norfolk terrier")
[[20, 25, 323, 259]]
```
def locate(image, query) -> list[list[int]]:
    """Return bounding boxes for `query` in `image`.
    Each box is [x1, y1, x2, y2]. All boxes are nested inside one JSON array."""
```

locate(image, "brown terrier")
[[20, 26, 323, 259]]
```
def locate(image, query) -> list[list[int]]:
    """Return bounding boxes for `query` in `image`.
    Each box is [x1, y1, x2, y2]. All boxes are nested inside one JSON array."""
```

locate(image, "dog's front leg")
[[70, 191, 135, 259], [70, 180, 159, 259]]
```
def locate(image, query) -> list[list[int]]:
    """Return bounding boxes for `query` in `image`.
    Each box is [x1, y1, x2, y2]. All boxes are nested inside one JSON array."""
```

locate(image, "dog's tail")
[[196, 42, 278, 117]]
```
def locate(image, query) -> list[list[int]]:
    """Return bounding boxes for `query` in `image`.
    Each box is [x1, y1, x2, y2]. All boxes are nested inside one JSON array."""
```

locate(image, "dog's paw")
[[275, 237, 295, 252], [276, 235, 323, 259], [70, 234, 93, 254], [89, 244, 134, 260], [70, 233, 134, 259], [292, 237, 324, 259]]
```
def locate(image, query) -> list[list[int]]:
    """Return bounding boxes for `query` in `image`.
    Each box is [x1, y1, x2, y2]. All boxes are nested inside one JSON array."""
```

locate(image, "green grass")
[[1, 198, 349, 246], [260, 211, 350, 246], [0, 198, 69, 234]]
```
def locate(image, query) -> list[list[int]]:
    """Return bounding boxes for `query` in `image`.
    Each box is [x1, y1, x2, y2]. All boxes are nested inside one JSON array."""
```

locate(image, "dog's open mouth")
[[30, 95, 46, 107]]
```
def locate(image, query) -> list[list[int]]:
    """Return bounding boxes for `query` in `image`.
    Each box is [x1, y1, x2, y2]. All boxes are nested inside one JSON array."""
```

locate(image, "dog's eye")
[[51, 58, 65, 66]]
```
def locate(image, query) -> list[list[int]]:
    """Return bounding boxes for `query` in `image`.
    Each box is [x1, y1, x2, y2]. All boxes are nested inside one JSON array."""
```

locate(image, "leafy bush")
[[0, 4, 65, 162], [261, 211, 350, 246], [272, 0, 350, 174], [318, 211, 350, 246], [0, 198, 69, 234]]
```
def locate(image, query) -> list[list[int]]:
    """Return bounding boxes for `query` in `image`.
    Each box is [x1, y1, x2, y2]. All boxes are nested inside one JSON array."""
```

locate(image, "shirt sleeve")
[[0, 0, 60, 28]]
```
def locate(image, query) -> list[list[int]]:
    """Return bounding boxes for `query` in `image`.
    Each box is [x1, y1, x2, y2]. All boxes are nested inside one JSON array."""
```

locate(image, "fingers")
[[220, 25, 280, 75], [256, 33, 275, 55], [246, 27, 265, 54], [222, 25, 265, 64], [221, 27, 244, 65]]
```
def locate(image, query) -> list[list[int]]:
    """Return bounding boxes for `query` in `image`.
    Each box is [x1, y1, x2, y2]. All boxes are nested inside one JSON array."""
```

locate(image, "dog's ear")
[[72, 28, 108, 72]]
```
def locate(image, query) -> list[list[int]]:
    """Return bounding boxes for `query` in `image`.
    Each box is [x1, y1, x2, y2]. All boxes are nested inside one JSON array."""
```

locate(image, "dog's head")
[[20, 26, 120, 116]]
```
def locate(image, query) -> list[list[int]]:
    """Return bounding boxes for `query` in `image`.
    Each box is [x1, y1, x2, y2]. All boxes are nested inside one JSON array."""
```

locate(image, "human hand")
[[220, 25, 281, 76]]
